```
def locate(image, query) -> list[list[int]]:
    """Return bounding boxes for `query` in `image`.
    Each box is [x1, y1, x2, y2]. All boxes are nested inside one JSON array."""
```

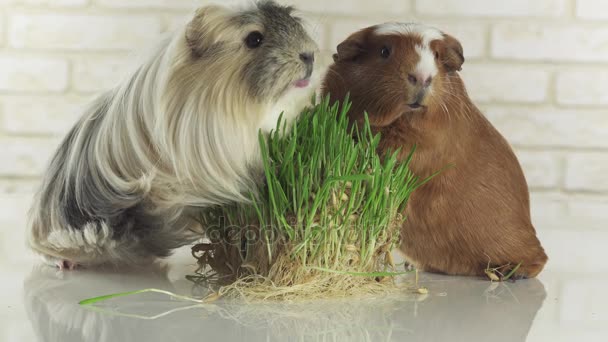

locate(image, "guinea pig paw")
[[56, 260, 79, 271]]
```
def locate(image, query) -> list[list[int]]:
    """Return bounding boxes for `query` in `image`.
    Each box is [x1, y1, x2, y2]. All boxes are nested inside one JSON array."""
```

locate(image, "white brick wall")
[[565, 152, 608, 192], [299, 0, 409, 16], [1, 95, 87, 134], [484, 106, 608, 149], [415, 0, 568, 18], [516, 151, 562, 189], [0, 13, 4, 46], [576, 0, 608, 20], [556, 70, 608, 106], [0, 56, 69, 92], [0, 137, 59, 176], [0, 0, 607, 274], [491, 23, 608, 62], [9, 14, 163, 50], [0, 0, 88, 6], [96, 0, 199, 9], [71, 55, 132, 93], [463, 64, 550, 103]]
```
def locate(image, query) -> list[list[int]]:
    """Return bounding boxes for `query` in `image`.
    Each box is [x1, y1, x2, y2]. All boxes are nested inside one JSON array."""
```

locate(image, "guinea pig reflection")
[[24, 266, 546, 342]]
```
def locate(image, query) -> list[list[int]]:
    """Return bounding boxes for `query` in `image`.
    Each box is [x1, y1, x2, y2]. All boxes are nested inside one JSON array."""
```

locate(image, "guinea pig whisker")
[[442, 93, 474, 122], [439, 101, 449, 117], [431, 89, 462, 123]]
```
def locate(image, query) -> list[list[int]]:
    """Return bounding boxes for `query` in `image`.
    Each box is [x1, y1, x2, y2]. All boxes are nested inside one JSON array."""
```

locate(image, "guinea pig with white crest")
[[27, 1, 321, 270], [323, 23, 547, 279]]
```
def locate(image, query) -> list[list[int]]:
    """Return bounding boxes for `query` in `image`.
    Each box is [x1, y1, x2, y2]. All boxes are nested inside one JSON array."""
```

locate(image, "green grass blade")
[[502, 262, 523, 281], [79, 288, 205, 305], [190, 96, 439, 296]]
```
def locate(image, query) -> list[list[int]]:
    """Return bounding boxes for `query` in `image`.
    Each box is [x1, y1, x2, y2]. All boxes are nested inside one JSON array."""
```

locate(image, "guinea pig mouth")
[[293, 67, 314, 88], [407, 102, 426, 111], [294, 78, 311, 88]]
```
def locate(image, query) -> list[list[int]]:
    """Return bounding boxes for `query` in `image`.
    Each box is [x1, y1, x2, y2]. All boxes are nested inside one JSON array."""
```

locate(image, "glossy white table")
[[2, 246, 606, 342]]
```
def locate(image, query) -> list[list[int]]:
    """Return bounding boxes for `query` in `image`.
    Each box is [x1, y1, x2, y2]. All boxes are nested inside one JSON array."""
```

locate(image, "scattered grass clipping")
[[484, 262, 523, 282], [192, 97, 428, 300]]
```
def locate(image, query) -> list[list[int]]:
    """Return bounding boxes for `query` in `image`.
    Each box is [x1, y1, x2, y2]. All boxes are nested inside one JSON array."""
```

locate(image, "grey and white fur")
[[27, 1, 321, 269]]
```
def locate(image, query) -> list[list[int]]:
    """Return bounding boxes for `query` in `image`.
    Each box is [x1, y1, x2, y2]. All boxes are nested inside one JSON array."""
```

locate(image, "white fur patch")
[[415, 45, 438, 78], [261, 61, 325, 133], [375, 22, 443, 45], [376, 22, 441, 79], [262, 86, 310, 133], [46, 222, 112, 252]]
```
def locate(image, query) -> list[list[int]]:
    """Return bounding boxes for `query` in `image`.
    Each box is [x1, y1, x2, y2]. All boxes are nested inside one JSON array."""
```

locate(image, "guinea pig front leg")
[[57, 260, 79, 271], [42, 255, 80, 271]]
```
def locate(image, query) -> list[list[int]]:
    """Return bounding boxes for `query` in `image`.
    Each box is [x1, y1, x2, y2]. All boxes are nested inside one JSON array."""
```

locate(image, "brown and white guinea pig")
[[322, 22, 547, 278], [27, 1, 321, 270]]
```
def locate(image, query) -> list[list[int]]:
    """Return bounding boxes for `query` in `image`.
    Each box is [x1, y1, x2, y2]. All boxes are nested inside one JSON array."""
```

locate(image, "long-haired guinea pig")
[[322, 23, 547, 278], [27, 1, 321, 270]]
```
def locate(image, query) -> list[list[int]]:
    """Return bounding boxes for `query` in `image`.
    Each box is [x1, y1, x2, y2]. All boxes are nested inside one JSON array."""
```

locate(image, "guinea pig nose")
[[407, 74, 417, 85], [408, 73, 433, 87], [424, 76, 433, 87], [299, 52, 314, 65]]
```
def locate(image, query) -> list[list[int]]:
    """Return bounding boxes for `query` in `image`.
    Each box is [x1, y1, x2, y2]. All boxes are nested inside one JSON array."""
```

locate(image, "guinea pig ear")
[[335, 40, 364, 62], [334, 31, 367, 62], [185, 6, 227, 57], [432, 34, 465, 72]]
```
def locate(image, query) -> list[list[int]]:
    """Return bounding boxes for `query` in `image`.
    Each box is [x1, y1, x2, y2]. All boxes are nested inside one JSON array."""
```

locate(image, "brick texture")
[[462, 64, 550, 103], [9, 14, 163, 50], [71, 56, 132, 93], [565, 152, 608, 192], [415, 0, 567, 18], [491, 23, 608, 62], [556, 70, 608, 106], [298, 0, 409, 16], [576, 0, 608, 20], [95, 0, 200, 9], [484, 106, 608, 149], [515, 151, 562, 189], [0, 13, 4, 47], [0, 137, 58, 176], [1, 95, 89, 134], [1, 0, 88, 6], [0, 56, 69, 92]]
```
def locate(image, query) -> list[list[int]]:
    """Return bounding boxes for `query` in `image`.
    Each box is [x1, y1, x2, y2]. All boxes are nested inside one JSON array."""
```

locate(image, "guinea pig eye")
[[245, 31, 264, 49], [380, 46, 391, 58]]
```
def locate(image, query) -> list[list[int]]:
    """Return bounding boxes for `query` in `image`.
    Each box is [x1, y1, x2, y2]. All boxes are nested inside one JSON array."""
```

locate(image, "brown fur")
[[322, 25, 547, 278]]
